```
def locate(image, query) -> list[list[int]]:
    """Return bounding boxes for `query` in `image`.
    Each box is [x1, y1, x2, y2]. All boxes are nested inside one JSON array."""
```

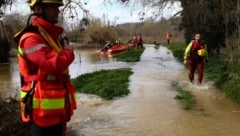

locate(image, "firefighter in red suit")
[[183, 33, 208, 85], [14, 0, 77, 135], [135, 34, 143, 48]]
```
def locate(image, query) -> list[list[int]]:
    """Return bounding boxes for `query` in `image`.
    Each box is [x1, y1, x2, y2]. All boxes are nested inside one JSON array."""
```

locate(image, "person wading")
[[14, 0, 77, 135], [135, 34, 143, 48], [165, 32, 172, 45], [183, 33, 208, 85]]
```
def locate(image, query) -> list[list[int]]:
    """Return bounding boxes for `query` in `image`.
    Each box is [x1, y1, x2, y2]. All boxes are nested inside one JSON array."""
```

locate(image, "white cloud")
[[83, 0, 139, 24]]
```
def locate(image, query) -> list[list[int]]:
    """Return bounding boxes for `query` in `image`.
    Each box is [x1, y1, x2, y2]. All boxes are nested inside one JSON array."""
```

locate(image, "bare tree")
[[0, 0, 14, 8]]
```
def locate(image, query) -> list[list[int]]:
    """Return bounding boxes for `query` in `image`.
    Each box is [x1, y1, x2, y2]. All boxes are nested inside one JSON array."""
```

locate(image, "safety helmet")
[[27, 0, 63, 9], [197, 48, 205, 57]]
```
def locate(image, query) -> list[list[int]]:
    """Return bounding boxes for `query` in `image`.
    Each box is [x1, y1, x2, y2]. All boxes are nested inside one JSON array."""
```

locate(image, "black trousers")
[[167, 39, 170, 44], [30, 122, 63, 136], [137, 43, 143, 48]]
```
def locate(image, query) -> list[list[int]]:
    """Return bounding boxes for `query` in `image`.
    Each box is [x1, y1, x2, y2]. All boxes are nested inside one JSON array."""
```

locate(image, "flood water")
[[1, 45, 240, 136], [0, 57, 19, 100]]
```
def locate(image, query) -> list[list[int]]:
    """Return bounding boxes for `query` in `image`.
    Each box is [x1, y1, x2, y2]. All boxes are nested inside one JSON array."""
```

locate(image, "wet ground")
[[1, 45, 240, 136]]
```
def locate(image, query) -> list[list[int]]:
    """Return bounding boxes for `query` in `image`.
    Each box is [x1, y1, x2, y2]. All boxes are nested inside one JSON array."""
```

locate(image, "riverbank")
[[115, 47, 144, 62], [167, 43, 240, 104], [71, 46, 144, 100]]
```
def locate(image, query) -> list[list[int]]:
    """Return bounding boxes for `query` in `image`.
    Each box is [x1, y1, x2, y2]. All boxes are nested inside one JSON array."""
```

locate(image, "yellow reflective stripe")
[[40, 98, 65, 110], [31, 98, 65, 110], [18, 46, 23, 56], [33, 98, 38, 109], [21, 91, 38, 109], [20, 91, 27, 99], [184, 42, 192, 60]]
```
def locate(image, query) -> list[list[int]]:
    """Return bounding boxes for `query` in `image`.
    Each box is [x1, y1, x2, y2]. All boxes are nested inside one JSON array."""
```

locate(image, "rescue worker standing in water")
[[14, 0, 77, 135], [183, 33, 208, 85], [165, 32, 172, 45]]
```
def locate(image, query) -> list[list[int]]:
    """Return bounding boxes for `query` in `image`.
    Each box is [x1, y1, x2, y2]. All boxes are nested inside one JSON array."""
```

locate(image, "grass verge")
[[171, 81, 196, 110], [72, 68, 133, 100], [167, 43, 240, 104], [166, 44, 185, 63], [115, 47, 145, 62]]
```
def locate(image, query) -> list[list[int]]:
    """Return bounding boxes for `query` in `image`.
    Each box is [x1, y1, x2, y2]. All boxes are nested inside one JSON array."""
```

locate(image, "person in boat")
[[100, 40, 113, 52], [115, 37, 121, 46], [132, 34, 137, 47], [183, 33, 208, 85], [136, 34, 143, 48]]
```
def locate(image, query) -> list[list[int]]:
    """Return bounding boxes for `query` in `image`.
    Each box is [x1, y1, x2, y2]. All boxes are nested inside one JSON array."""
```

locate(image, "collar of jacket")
[[32, 16, 63, 40]]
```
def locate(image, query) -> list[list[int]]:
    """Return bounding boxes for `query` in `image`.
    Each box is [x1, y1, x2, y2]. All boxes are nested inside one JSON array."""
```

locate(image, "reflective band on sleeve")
[[184, 42, 192, 60], [20, 91, 27, 99], [40, 98, 65, 110], [20, 44, 49, 55], [18, 46, 23, 56]]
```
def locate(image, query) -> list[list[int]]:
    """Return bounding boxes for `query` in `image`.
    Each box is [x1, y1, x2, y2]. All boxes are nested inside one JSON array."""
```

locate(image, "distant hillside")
[[115, 17, 184, 45]]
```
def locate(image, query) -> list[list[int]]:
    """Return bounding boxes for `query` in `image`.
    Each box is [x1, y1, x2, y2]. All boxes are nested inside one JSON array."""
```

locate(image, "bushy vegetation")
[[115, 17, 184, 44], [123, 0, 240, 62], [166, 44, 185, 62], [0, 21, 10, 63], [0, 99, 29, 136], [0, 13, 26, 62], [67, 17, 184, 47], [72, 68, 133, 100], [67, 18, 118, 46], [214, 64, 240, 104], [180, 0, 226, 53]]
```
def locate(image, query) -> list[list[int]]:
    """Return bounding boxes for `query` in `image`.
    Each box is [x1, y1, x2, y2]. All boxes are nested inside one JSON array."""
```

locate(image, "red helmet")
[[27, 0, 63, 9]]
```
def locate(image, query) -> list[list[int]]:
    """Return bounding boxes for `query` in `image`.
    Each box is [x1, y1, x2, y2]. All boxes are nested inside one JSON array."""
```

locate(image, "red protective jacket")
[[165, 33, 172, 40], [135, 36, 143, 44], [16, 16, 77, 127]]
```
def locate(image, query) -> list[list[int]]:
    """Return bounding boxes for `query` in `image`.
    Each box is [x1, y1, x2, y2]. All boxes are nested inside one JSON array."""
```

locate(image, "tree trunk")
[[0, 21, 10, 63]]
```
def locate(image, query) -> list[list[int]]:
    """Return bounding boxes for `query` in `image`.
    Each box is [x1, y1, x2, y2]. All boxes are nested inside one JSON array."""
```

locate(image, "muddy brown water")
[[1, 45, 240, 136]]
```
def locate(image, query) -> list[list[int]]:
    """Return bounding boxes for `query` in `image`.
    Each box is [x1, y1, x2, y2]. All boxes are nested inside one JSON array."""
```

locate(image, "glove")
[[183, 59, 187, 64]]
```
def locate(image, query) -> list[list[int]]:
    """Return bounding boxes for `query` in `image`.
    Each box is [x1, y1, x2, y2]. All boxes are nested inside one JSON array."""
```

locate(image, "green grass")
[[166, 43, 186, 62], [115, 47, 145, 62], [72, 68, 133, 100], [168, 43, 240, 105], [171, 81, 196, 110], [213, 63, 240, 104]]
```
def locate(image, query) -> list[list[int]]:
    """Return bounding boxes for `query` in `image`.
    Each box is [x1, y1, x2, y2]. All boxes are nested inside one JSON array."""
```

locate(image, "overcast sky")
[[4, 0, 181, 26]]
